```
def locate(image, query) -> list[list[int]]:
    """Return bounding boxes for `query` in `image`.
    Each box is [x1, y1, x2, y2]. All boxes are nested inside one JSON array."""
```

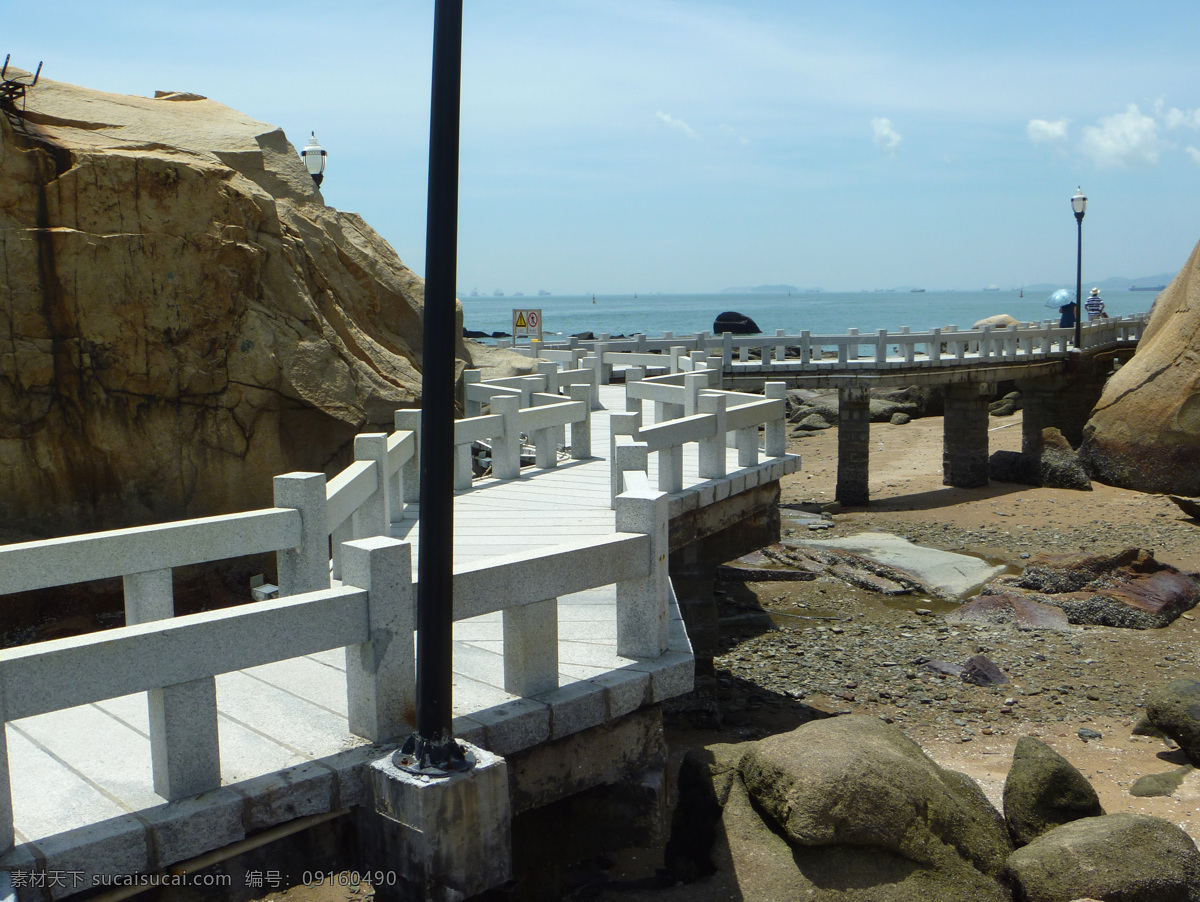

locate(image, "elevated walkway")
[[1, 384, 798, 896]]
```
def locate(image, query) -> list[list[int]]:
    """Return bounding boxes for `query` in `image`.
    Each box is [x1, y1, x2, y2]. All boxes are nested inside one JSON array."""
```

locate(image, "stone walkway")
[[2, 384, 798, 889]]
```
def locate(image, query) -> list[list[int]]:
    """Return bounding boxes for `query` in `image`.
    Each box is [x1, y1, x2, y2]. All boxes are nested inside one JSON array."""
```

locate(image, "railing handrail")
[[0, 508, 302, 595]]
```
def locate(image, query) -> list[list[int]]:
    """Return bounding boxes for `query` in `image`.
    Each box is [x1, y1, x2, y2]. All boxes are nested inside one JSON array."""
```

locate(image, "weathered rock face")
[[739, 715, 1013, 879], [1003, 736, 1103, 847], [0, 77, 478, 535], [1146, 679, 1200, 766], [1003, 813, 1200, 902], [991, 548, 1200, 629], [1080, 237, 1200, 494]]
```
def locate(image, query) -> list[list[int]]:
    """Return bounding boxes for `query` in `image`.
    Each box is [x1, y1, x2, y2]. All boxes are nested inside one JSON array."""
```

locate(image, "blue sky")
[[8, 1, 1200, 293]]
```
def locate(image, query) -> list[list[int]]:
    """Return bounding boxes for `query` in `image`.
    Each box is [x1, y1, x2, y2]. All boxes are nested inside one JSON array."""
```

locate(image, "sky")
[[7, 1, 1200, 293]]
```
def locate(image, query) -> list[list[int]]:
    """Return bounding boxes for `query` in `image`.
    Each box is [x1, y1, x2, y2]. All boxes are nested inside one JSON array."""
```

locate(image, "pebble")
[[1078, 728, 1103, 741]]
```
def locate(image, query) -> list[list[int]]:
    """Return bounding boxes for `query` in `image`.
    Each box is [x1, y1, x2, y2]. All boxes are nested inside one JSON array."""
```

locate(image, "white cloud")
[[719, 123, 749, 146], [1188, 147, 1200, 166], [1163, 106, 1200, 130], [1027, 118, 1068, 143], [656, 111, 698, 139], [1080, 104, 1161, 167], [871, 117, 901, 155]]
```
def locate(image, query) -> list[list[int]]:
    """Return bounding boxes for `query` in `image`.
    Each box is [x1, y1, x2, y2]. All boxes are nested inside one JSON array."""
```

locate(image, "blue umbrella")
[[1044, 288, 1074, 309]]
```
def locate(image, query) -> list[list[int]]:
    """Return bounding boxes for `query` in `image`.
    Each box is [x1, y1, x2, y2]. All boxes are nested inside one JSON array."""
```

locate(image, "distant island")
[[721, 284, 802, 294]]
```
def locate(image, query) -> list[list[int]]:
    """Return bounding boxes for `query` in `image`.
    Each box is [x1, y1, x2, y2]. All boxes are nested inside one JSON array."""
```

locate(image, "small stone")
[[1000, 706, 1013, 715], [915, 608, 932, 616], [981, 727, 994, 735], [1078, 728, 1102, 741]]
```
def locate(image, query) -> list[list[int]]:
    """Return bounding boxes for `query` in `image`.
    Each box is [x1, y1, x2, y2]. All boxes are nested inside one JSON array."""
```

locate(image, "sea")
[[461, 289, 1151, 343]]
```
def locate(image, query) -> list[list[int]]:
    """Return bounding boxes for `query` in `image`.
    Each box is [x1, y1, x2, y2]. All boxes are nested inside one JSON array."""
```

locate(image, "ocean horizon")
[[461, 289, 1153, 342]]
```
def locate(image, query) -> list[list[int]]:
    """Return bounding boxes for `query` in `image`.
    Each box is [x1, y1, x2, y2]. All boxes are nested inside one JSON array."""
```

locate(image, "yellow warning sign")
[[511, 308, 543, 342]]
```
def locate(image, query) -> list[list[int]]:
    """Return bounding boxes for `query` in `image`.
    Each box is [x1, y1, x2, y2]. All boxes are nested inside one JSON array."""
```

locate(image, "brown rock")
[[1080, 237, 1200, 495], [946, 593, 1072, 632], [0, 77, 519, 535]]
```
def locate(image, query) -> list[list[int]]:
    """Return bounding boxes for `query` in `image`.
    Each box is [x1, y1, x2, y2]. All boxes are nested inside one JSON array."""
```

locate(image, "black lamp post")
[[301, 132, 327, 187], [393, 0, 475, 777], [1071, 186, 1087, 348]]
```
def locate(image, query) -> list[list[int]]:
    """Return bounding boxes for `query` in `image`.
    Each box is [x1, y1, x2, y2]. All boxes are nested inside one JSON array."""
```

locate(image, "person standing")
[[1059, 301, 1077, 329], [1085, 288, 1106, 321]]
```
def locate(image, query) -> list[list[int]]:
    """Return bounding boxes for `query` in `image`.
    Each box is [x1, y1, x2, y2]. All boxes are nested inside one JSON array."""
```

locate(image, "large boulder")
[[1079, 238, 1200, 494], [1003, 813, 1200, 902], [1002, 736, 1103, 847], [739, 716, 1013, 879], [713, 310, 761, 334], [1146, 679, 1200, 765], [0, 76, 502, 535]]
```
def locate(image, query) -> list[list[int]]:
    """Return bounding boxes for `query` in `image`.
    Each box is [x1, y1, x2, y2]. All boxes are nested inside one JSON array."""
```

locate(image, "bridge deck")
[[3, 385, 799, 886]]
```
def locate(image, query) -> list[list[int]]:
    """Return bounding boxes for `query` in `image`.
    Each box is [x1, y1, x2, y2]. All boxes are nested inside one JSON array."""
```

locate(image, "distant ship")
[[469, 288, 479, 297], [537, 289, 551, 296], [1129, 285, 1165, 291], [983, 285, 1000, 291], [910, 288, 926, 293], [493, 289, 505, 297], [514, 291, 525, 297]]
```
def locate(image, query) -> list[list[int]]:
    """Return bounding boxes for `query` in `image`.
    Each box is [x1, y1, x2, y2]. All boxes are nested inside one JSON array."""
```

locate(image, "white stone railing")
[[0, 465, 669, 855], [609, 366, 790, 503], [504, 313, 1148, 378]]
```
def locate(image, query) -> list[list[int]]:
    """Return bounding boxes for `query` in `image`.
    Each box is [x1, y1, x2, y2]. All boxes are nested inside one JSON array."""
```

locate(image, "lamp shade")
[[301, 132, 327, 186], [1071, 186, 1087, 216]]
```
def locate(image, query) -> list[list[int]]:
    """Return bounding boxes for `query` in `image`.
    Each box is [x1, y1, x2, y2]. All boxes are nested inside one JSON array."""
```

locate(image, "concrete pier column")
[[364, 745, 511, 901], [942, 382, 993, 487], [835, 385, 871, 506], [1016, 378, 1062, 455]]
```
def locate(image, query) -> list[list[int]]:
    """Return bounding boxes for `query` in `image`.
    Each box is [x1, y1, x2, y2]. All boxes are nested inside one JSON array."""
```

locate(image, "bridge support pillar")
[[943, 383, 993, 487], [363, 743, 511, 901], [835, 386, 871, 506]]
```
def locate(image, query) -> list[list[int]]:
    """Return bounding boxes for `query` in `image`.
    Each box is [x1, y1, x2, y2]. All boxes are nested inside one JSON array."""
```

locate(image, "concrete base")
[[361, 744, 511, 902]]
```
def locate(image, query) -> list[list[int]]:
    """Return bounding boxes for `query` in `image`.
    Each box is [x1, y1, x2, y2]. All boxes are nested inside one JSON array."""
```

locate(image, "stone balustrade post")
[[582, 355, 601, 408], [739, 342, 750, 363], [930, 328, 942, 363], [609, 411, 642, 504], [875, 329, 888, 364], [394, 409, 422, 503], [491, 395, 522, 480], [343, 537, 415, 742], [942, 382, 992, 488], [670, 346, 686, 373], [799, 330, 812, 364], [568, 383, 593, 459], [698, 394, 728, 478], [835, 386, 871, 506], [125, 568, 221, 801], [274, 472, 331, 595], [683, 372, 706, 417], [736, 426, 758, 469], [775, 329, 787, 364], [764, 382, 787, 458], [454, 434, 474, 491], [722, 332, 733, 371], [503, 597, 559, 697], [625, 366, 645, 414], [615, 477, 670, 658], [354, 433, 390, 540], [595, 341, 612, 384], [464, 369, 483, 417]]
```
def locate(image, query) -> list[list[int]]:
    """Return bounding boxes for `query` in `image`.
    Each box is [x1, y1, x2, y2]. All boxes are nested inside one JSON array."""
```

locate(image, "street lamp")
[[1071, 186, 1087, 348], [301, 132, 327, 187]]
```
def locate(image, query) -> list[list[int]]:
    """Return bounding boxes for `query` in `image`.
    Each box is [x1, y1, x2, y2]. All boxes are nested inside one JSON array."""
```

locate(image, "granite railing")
[[0, 464, 668, 855], [608, 362, 789, 503], [494, 313, 1148, 378]]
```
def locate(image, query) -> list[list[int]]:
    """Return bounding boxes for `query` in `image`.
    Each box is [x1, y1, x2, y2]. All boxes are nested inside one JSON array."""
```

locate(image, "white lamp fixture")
[[301, 132, 327, 187], [1071, 186, 1087, 218]]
